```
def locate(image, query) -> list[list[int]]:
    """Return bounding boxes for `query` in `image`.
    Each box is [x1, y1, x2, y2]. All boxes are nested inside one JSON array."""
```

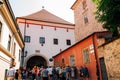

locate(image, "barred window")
[[24, 36, 30, 42], [39, 37, 45, 44], [66, 39, 71, 45], [53, 38, 58, 45]]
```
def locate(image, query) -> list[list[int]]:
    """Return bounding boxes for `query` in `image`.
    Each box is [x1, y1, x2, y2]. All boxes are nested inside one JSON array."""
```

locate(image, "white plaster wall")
[[0, 55, 10, 80], [0, 13, 22, 79], [19, 23, 75, 66], [18, 23, 25, 39], [14, 39, 22, 69]]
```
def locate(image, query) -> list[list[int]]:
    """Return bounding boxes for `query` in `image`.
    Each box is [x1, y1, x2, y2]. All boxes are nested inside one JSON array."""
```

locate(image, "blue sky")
[[9, 0, 76, 23]]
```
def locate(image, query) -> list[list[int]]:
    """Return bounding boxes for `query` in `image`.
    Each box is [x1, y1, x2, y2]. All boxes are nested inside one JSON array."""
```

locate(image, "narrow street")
[[1, 0, 120, 80]]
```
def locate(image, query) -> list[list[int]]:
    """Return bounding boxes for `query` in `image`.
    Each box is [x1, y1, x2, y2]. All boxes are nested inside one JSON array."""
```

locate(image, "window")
[[66, 39, 71, 45], [7, 35, 11, 51], [62, 58, 65, 66], [11, 59, 15, 66], [53, 38, 58, 45], [82, 0, 87, 9], [84, 14, 89, 24], [24, 36, 30, 42], [0, 21, 2, 41], [13, 42, 16, 56], [0, 21, 2, 32], [70, 55, 75, 66], [19, 49, 21, 61], [83, 48, 90, 63], [39, 37, 45, 44]]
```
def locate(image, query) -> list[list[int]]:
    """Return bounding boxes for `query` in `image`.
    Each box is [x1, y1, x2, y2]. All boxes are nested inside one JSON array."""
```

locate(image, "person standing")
[[47, 66, 53, 80], [71, 66, 75, 79], [65, 64, 71, 80], [41, 66, 49, 80], [18, 69, 22, 80], [60, 66, 66, 80], [15, 69, 19, 80], [21, 66, 27, 80], [79, 66, 84, 80], [7, 66, 15, 80], [83, 65, 89, 80], [52, 66, 57, 80]]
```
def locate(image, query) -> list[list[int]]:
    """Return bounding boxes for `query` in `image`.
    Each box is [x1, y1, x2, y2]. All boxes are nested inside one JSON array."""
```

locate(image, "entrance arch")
[[26, 56, 47, 69]]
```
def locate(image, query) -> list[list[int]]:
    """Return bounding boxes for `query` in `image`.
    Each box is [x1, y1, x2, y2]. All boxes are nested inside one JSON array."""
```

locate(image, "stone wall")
[[98, 38, 120, 80]]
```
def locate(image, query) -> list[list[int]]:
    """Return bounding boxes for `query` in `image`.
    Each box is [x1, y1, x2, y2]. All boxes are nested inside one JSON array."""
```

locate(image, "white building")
[[17, 9, 75, 68], [0, 0, 24, 80]]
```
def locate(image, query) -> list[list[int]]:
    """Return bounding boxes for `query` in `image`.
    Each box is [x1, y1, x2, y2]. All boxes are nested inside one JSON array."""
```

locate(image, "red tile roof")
[[21, 9, 73, 25]]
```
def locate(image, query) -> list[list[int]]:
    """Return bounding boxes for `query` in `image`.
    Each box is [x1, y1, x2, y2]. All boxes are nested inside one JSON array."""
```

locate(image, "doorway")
[[99, 57, 108, 80], [26, 56, 47, 69]]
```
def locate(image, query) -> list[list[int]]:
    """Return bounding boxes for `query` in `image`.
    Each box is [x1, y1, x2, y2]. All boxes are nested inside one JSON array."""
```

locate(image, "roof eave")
[[52, 31, 110, 58], [71, 0, 82, 10], [17, 17, 75, 26], [4, 0, 24, 47]]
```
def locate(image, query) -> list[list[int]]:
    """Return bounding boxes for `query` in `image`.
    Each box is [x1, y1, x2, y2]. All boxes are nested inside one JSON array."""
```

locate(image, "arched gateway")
[[26, 55, 48, 69]]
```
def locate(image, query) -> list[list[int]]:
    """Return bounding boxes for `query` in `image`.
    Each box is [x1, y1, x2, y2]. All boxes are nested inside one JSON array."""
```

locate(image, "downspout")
[[92, 33, 101, 80], [21, 19, 26, 67]]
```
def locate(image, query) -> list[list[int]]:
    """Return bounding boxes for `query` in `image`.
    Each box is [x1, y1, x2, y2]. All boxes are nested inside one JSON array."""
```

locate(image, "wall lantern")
[[24, 51, 27, 57], [49, 58, 53, 62]]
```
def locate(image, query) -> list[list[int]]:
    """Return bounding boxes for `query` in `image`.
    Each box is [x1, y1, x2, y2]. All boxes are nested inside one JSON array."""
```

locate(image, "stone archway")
[[26, 56, 47, 69]]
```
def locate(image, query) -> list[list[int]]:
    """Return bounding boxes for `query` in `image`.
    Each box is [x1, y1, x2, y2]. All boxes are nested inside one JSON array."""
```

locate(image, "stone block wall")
[[98, 38, 120, 80]]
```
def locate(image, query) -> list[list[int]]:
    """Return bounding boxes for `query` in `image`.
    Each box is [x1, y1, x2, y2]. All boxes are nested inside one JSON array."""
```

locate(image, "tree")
[[93, 0, 120, 37]]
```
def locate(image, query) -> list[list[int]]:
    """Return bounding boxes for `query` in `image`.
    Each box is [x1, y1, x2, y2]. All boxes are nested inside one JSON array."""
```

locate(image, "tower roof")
[[21, 9, 73, 25]]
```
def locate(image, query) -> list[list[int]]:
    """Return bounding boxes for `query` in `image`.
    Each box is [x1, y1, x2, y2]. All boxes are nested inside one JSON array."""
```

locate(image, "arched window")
[[62, 58, 65, 66]]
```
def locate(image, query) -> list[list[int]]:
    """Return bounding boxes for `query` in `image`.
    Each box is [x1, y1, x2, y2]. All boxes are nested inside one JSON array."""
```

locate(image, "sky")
[[9, 0, 76, 23]]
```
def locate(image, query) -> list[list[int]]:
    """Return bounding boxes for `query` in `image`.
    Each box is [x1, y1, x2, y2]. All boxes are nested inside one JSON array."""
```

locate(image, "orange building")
[[53, 31, 111, 80]]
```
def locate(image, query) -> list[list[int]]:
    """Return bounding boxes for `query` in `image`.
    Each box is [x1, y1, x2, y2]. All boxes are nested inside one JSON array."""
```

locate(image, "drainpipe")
[[92, 33, 101, 80], [21, 19, 27, 67]]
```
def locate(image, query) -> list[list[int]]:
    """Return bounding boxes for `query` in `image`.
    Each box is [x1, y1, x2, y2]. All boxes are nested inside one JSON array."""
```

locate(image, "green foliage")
[[93, 0, 120, 36]]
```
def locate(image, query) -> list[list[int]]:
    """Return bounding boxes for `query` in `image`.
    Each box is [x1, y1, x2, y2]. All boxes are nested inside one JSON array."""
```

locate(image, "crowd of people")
[[7, 65, 89, 80]]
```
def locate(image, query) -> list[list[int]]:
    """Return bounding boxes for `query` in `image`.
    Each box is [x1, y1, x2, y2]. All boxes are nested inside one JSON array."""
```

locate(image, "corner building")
[[72, 0, 106, 42], [0, 0, 24, 80], [17, 9, 75, 68]]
